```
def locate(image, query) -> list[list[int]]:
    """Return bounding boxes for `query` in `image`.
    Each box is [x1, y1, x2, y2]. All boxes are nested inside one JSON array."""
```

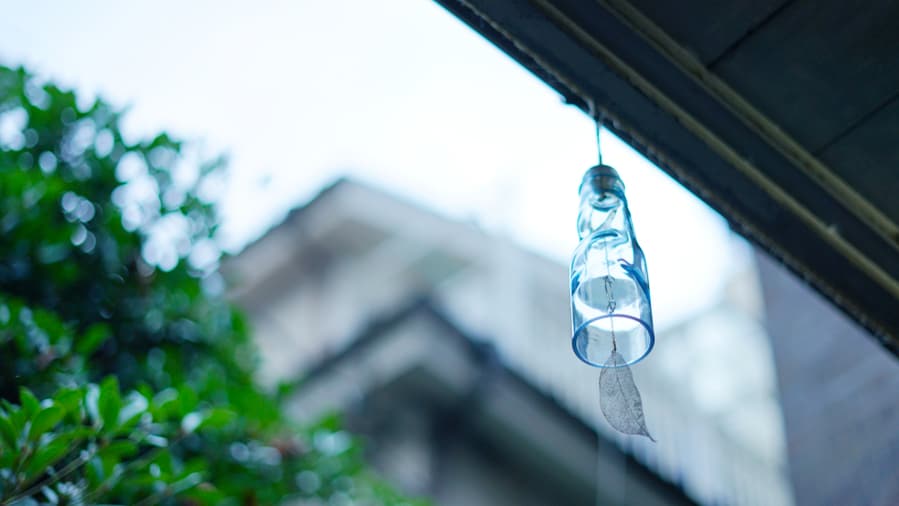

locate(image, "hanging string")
[[587, 99, 604, 166], [604, 241, 617, 352], [595, 113, 603, 166], [594, 104, 606, 166]]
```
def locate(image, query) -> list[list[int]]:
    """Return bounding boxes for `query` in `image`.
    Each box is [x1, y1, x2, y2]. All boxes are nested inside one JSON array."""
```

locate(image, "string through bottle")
[[604, 244, 617, 352], [595, 111, 617, 353], [594, 109, 603, 165]]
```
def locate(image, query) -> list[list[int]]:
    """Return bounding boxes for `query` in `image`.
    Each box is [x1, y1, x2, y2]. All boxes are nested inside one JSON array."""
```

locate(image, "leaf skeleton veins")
[[599, 350, 655, 441]]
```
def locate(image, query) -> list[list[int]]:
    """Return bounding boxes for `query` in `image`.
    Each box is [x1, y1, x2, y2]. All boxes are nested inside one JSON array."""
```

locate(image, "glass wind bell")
[[570, 164, 654, 368]]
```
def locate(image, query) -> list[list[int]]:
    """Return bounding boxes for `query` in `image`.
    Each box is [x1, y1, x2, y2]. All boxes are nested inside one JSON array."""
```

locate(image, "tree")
[[0, 64, 424, 505]]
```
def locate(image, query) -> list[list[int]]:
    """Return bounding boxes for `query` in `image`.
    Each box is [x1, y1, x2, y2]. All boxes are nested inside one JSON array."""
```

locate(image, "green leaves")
[[0, 412, 16, 449], [53, 387, 83, 415], [19, 388, 39, 419], [98, 377, 121, 431], [181, 408, 236, 435], [118, 391, 149, 429], [29, 404, 64, 441], [75, 323, 110, 355], [0, 381, 212, 503], [0, 390, 83, 497], [24, 437, 70, 477], [0, 63, 427, 506]]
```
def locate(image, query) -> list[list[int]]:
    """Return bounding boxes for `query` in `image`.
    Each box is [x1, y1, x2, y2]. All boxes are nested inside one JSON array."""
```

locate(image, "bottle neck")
[[577, 186, 632, 241], [577, 165, 631, 239]]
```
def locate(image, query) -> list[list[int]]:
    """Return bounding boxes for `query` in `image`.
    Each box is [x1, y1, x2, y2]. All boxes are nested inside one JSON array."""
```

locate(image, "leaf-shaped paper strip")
[[599, 350, 655, 441]]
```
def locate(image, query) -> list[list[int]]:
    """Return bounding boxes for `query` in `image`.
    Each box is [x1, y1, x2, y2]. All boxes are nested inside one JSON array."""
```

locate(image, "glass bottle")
[[570, 165, 654, 367]]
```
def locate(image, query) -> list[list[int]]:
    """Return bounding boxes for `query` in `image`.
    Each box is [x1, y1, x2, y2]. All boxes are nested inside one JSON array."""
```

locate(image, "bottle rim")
[[571, 313, 655, 368], [579, 164, 625, 196]]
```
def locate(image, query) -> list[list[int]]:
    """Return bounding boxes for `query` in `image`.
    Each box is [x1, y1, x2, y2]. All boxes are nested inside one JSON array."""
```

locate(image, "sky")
[[0, 0, 750, 329]]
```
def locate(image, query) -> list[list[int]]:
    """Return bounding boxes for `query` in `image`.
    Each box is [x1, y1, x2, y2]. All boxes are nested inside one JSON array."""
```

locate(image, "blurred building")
[[284, 298, 692, 505], [227, 179, 791, 505], [756, 253, 899, 506]]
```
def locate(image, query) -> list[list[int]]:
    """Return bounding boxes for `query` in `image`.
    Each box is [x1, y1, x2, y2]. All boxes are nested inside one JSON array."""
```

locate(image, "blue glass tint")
[[570, 165, 654, 367]]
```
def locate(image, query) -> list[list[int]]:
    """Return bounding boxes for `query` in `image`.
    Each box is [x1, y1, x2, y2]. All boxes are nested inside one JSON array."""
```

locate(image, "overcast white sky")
[[0, 0, 749, 328]]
